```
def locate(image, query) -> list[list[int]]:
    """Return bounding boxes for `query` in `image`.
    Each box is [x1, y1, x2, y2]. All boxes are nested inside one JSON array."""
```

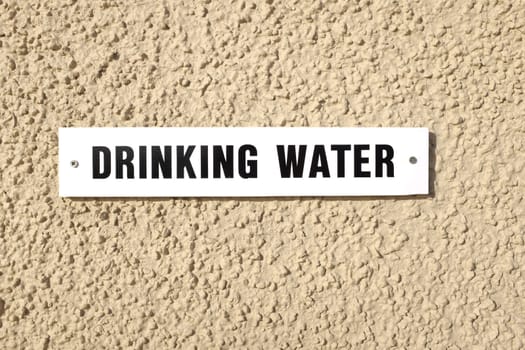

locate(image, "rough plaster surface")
[[1, 0, 524, 349]]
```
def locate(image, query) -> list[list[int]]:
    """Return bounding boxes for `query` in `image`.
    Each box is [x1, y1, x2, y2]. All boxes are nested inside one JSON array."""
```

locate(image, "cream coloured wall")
[[0, 0, 524, 348]]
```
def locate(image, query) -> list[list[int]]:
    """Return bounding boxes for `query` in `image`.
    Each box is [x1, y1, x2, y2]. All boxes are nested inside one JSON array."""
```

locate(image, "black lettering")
[[200, 146, 208, 178], [309, 145, 330, 178], [93, 146, 111, 179], [116, 146, 134, 179], [239, 145, 257, 178], [375, 144, 394, 177], [139, 146, 147, 179], [176, 146, 196, 178], [330, 144, 351, 177], [213, 145, 234, 178], [152, 146, 172, 179], [354, 145, 371, 177], [276, 145, 307, 178]]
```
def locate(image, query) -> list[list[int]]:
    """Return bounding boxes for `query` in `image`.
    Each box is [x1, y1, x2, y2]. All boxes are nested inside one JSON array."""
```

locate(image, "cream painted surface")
[[0, 0, 524, 349]]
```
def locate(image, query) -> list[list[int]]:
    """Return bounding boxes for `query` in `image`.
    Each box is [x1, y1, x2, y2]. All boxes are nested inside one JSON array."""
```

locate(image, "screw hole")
[[70, 160, 79, 168], [409, 156, 418, 164]]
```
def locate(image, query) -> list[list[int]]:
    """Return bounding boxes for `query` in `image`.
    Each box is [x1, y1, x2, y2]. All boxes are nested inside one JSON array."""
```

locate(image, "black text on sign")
[[59, 127, 429, 197]]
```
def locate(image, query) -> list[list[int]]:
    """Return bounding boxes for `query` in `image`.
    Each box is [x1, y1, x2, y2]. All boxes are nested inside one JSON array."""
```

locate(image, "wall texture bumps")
[[1, 0, 524, 349]]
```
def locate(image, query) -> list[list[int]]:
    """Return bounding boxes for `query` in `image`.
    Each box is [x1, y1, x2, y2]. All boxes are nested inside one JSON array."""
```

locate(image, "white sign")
[[59, 127, 429, 197]]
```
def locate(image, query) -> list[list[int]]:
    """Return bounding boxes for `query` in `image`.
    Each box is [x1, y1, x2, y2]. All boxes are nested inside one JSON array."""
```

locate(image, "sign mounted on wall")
[[59, 127, 429, 197]]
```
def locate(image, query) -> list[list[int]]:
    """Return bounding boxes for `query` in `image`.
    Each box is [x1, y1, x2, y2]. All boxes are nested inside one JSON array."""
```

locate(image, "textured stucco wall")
[[1, 0, 524, 349]]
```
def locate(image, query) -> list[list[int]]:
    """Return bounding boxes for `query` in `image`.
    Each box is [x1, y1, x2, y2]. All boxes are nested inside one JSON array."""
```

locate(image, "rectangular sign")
[[59, 127, 429, 197]]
